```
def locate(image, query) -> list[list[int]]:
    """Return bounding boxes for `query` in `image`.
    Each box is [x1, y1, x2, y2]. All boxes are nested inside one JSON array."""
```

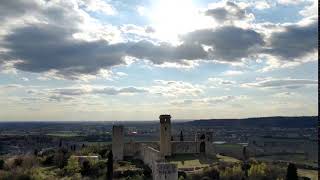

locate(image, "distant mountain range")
[[182, 116, 318, 128]]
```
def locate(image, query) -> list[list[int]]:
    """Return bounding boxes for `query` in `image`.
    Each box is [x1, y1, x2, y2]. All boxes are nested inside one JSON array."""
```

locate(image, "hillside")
[[183, 116, 318, 128]]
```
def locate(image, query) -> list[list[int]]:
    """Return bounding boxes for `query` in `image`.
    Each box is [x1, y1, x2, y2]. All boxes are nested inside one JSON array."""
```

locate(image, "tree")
[[80, 160, 91, 176], [241, 147, 251, 177], [180, 131, 184, 141], [242, 147, 248, 160], [99, 148, 109, 158], [106, 150, 113, 180], [33, 149, 38, 156], [65, 156, 81, 176], [59, 139, 62, 147], [286, 163, 298, 180], [14, 157, 23, 167], [0, 159, 4, 169], [55, 148, 69, 168], [42, 155, 54, 166]]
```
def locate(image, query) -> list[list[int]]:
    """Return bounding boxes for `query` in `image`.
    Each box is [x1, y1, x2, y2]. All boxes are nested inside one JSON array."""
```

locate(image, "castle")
[[112, 114, 215, 180]]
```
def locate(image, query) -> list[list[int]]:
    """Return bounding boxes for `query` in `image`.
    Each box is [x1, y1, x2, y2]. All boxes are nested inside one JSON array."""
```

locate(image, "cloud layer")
[[0, 0, 318, 79], [242, 78, 318, 89]]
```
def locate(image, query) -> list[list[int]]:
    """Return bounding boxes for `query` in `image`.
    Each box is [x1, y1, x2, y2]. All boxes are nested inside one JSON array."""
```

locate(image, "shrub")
[[203, 167, 220, 180], [16, 174, 31, 180], [42, 155, 54, 166], [55, 148, 69, 168], [64, 156, 81, 176], [142, 164, 152, 178], [220, 163, 245, 180], [178, 171, 187, 179], [0, 159, 4, 169], [286, 163, 298, 180], [14, 157, 23, 167], [248, 162, 267, 178]]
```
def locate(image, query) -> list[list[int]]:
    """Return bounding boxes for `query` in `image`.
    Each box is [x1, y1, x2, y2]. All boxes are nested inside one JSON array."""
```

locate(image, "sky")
[[0, 0, 318, 121]]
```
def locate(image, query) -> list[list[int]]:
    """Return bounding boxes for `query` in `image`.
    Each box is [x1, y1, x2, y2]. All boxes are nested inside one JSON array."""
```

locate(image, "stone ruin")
[[112, 114, 215, 180]]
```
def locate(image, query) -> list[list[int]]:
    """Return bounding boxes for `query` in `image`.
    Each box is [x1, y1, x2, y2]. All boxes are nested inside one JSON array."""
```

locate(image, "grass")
[[298, 169, 318, 180], [255, 154, 317, 167], [167, 154, 217, 169], [46, 133, 81, 137], [215, 144, 243, 149], [216, 154, 240, 163], [30, 166, 60, 179], [115, 162, 143, 172]]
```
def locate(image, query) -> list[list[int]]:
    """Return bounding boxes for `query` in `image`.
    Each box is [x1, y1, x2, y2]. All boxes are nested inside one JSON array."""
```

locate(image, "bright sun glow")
[[149, 0, 213, 44]]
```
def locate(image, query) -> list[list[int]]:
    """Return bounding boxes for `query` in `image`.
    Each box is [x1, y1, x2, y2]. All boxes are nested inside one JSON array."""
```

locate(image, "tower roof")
[[159, 114, 171, 119]]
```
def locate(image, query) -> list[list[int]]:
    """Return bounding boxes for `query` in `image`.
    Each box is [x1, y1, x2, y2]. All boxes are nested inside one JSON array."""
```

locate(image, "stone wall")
[[171, 141, 200, 154], [205, 142, 215, 157], [153, 162, 178, 180], [248, 137, 318, 161], [139, 143, 161, 170], [124, 141, 141, 157], [137, 143, 177, 180]]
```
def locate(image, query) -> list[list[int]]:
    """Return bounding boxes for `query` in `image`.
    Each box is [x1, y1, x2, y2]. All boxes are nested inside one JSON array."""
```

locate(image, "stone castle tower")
[[112, 125, 124, 161], [159, 114, 172, 158]]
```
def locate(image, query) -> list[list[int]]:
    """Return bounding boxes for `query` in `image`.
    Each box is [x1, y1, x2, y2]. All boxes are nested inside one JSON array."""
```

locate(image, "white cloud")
[[277, 0, 308, 5], [242, 77, 318, 89], [222, 70, 244, 76], [299, 0, 318, 18], [208, 78, 236, 88], [150, 80, 204, 97], [254, 1, 272, 10], [170, 95, 248, 106], [78, 0, 117, 15], [137, 6, 146, 16], [21, 77, 29, 81], [272, 91, 296, 97]]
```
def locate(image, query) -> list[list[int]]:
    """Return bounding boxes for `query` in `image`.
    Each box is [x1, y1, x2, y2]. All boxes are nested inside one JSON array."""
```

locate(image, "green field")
[[215, 143, 243, 149], [255, 154, 317, 167], [46, 133, 81, 137], [168, 154, 216, 169]]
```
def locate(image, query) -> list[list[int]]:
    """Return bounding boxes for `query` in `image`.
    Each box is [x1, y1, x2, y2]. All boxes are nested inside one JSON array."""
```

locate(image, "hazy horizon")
[[0, 115, 317, 122]]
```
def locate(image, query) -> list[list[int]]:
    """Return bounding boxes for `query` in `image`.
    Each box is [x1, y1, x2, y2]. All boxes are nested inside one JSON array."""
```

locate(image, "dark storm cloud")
[[0, 0, 317, 80], [126, 41, 207, 64], [0, 0, 39, 20], [205, 1, 249, 22], [4, 24, 127, 77], [0, 0, 82, 29], [2, 21, 317, 79], [264, 20, 318, 59], [2, 24, 207, 78], [183, 26, 264, 61]]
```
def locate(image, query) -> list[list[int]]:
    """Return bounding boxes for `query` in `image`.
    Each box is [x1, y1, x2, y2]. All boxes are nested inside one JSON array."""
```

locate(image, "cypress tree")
[[286, 163, 298, 180], [180, 130, 184, 141], [59, 139, 62, 147], [107, 150, 113, 180]]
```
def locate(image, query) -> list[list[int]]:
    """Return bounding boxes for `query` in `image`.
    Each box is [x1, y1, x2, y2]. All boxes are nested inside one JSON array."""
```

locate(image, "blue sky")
[[0, 0, 318, 121]]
